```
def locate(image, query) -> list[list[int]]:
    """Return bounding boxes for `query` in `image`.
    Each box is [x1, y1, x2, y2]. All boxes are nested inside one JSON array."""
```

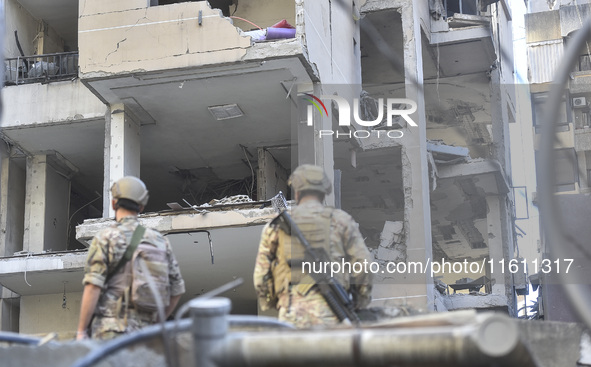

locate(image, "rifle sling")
[[106, 225, 146, 283]]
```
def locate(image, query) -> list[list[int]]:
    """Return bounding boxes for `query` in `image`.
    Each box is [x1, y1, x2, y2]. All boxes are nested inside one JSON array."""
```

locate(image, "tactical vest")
[[272, 206, 349, 299]]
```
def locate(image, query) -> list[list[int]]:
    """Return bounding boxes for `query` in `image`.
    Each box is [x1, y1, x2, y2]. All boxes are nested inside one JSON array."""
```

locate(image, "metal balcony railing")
[[4, 51, 78, 85]]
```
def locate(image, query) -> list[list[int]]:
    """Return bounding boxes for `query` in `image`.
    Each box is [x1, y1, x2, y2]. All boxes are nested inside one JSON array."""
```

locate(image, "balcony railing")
[[4, 52, 78, 85]]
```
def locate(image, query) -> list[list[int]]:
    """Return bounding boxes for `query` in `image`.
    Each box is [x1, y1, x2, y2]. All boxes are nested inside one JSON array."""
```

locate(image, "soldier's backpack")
[[108, 225, 171, 312]]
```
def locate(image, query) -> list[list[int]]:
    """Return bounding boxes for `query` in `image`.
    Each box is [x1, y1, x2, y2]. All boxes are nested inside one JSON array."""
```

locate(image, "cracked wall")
[[78, 1, 252, 77]]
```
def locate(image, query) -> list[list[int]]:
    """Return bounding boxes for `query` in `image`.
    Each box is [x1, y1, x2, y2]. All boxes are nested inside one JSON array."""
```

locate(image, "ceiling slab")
[[2, 119, 105, 196]]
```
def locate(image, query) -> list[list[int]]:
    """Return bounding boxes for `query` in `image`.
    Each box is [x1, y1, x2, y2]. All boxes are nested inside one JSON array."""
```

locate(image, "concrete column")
[[490, 69, 512, 177], [577, 151, 588, 191], [22, 155, 70, 253], [398, 2, 434, 310], [489, 64, 518, 314], [0, 157, 26, 256], [103, 104, 141, 218], [485, 194, 516, 316], [23, 155, 48, 253], [257, 148, 289, 201], [297, 84, 335, 206]]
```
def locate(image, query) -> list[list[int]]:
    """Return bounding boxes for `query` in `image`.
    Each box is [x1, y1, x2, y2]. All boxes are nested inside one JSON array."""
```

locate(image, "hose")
[[539, 16, 591, 330], [69, 316, 294, 367], [0, 331, 44, 346]]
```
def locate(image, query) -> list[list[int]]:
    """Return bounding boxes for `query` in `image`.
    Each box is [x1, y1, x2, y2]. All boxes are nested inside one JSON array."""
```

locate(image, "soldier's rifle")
[[269, 192, 360, 325]]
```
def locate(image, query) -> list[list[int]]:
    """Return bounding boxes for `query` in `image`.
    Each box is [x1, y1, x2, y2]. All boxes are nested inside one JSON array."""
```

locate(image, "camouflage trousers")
[[91, 309, 156, 340], [278, 288, 340, 328]]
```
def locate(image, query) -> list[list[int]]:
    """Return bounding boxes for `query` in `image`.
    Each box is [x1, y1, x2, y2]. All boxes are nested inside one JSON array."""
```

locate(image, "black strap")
[[106, 225, 146, 283]]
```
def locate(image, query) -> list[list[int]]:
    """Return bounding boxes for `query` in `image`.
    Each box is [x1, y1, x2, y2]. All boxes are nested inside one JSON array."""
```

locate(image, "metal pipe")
[[212, 314, 539, 367], [69, 319, 192, 367], [190, 297, 231, 367]]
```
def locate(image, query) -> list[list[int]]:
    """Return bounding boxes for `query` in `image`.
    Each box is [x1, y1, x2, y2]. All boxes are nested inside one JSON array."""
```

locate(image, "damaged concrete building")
[[0, 0, 521, 339]]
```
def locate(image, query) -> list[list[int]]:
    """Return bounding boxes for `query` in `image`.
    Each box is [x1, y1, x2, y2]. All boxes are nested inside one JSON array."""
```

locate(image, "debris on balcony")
[[448, 276, 490, 294], [207, 194, 254, 206], [447, 13, 491, 28], [4, 52, 78, 85], [242, 20, 296, 42], [375, 221, 406, 262], [427, 140, 471, 165]]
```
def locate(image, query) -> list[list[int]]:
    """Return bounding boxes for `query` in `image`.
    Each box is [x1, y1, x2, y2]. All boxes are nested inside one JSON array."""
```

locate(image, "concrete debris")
[[427, 141, 470, 164], [379, 221, 404, 247], [375, 221, 406, 262], [376, 246, 404, 262], [442, 293, 508, 311], [207, 195, 253, 206], [435, 279, 448, 295]]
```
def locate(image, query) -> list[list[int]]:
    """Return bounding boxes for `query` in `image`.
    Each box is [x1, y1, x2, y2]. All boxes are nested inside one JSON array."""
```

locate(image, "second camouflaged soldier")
[[254, 164, 373, 328], [76, 176, 185, 340]]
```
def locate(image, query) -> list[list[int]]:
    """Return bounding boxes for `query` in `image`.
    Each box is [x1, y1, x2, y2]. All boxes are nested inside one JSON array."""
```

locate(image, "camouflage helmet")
[[288, 164, 332, 195], [111, 176, 149, 207]]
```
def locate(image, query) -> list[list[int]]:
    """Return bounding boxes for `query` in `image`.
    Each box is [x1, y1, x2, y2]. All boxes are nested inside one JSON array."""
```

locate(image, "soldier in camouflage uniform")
[[254, 165, 373, 328], [76, 176, 185, 340]]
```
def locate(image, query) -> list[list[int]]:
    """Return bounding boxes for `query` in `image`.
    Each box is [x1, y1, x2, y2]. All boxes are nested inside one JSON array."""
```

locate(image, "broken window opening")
[[336, 147, 404, 258], [444, 0, 479, 17], [532, 92, 571, 129]]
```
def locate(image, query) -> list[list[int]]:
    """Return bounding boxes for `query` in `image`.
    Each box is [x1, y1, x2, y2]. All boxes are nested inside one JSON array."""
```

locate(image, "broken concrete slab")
[[377, 246, 405, 262], [379, 220, 404, 248], [442, 292, 508, 311], [76, 206, 277, 243]]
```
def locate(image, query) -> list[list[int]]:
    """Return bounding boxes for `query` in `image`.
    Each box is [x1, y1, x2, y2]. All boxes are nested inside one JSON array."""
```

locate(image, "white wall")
[[44, 165, 70, 252], [511, 0, 542, 272], [19, 292, 82, 339], [2, 80, 106, 128], [4, 0, 38, 57], [302, 0, 360, 84]]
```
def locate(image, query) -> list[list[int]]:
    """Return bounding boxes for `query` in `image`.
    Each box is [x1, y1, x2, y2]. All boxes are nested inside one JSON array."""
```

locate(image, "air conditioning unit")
[[573, 97, 587, 108]]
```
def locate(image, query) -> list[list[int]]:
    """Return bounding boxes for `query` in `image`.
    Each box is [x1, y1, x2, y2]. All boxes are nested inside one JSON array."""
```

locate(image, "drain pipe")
[[190, 297, 231, 367]]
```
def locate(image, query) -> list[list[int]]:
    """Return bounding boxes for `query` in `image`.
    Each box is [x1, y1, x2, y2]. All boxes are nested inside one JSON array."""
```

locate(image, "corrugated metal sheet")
[[527, 40, 564, 84]]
